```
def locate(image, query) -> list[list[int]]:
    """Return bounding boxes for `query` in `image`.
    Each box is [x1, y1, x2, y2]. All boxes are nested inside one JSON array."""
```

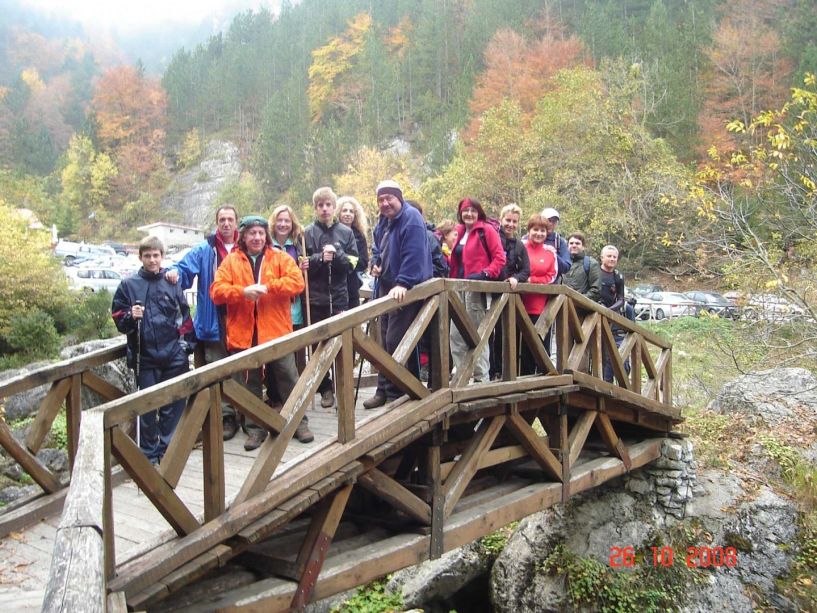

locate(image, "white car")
[[634, 292, 700, 321], [66, 267, 124, 293], [743, 294, 805, 322]]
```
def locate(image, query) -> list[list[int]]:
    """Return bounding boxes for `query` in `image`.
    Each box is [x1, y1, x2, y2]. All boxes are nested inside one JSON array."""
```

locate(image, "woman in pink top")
[[521, 213, 558, 374]]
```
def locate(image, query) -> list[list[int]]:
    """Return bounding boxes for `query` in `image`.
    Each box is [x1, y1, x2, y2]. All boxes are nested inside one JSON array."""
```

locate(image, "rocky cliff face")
[[161, 140, 242, 229]]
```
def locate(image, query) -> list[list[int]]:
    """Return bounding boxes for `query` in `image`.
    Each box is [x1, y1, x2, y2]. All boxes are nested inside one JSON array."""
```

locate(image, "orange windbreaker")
[[210, 246, 305, 351]]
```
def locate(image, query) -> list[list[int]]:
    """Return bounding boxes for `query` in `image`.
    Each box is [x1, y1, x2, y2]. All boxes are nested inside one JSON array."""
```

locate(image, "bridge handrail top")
[[0, 341, 127, 398]]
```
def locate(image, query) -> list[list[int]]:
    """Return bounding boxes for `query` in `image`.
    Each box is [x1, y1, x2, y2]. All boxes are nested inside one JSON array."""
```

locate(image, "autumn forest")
[[1, 0, 816, 284]]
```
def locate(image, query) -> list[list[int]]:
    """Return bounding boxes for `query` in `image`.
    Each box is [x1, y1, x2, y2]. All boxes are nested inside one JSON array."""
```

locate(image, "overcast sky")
[[19, 0, 282, 30]]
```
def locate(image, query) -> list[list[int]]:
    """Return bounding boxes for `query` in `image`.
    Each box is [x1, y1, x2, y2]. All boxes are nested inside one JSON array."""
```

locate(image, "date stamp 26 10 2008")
[[609, 546, 738, 569]]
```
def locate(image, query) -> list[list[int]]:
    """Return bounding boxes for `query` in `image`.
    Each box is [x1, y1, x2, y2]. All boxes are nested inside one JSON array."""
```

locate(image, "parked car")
[[77, 254, 141, 278], [635, 292, 700, 320], [684, 291, 740, 319], [743, 294, 805, 322], [631, 283, 664, 297], [55, 240, 116, 264], [66, 267, 123, 293]]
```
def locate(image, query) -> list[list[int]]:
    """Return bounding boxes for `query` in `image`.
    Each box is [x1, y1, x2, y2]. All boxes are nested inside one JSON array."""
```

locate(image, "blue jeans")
[[137, 363, 189, 463], [603, 332, 631, 383]]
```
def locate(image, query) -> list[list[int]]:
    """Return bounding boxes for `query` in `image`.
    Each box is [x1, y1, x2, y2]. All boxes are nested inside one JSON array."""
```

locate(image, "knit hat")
[[238, 215, 269, 231], [376, 179, 403, 203]]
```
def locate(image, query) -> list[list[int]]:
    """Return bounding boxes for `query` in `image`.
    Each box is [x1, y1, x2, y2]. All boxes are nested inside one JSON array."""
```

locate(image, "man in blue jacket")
[[166, 205, 240, 440], [364, 180, 432, 409], [541, 207, 571, 278]]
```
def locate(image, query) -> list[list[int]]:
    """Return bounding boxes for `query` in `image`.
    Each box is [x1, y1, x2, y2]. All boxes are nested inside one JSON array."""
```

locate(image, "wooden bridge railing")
[[0, 341, 128, 536], [42, 279, 677, 611]]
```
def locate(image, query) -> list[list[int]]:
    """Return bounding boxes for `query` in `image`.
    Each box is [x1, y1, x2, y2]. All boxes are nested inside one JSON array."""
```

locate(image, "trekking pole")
[[327, 251, 336, 407], [134, 300, 142, 449]]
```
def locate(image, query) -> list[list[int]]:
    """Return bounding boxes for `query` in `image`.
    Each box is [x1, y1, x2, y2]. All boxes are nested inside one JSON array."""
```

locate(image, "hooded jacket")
[[210, 246, 305, 351], [112, 267, 193, 370], [563, 252, 602, 301]]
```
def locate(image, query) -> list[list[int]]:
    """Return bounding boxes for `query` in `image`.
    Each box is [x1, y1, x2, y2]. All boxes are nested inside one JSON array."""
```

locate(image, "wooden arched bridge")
[[0, 280, 680, 611]]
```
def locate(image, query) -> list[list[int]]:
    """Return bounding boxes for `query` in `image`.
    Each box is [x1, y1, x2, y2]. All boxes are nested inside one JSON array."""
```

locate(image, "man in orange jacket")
[[211, 215, 309, 450]]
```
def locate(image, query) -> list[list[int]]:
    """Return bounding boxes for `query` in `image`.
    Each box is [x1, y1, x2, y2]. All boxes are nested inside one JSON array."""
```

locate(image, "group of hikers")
[[111, 180, 630, 463]]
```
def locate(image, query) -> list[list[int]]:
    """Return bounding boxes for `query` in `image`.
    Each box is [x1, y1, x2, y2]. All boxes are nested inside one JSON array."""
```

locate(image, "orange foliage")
[[385, 15, 412, 59], [464, 27, 588, 142], [698, 0, 792, 155], [92, 66, 167, 151]]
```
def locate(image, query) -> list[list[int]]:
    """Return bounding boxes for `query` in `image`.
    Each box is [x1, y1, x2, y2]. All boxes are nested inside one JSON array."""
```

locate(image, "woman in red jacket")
[[521, 213, 558, 374], [448, 198, 506, 382]]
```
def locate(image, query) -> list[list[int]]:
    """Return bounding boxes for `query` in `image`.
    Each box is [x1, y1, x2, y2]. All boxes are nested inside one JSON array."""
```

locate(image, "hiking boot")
[[223, 416, 238, 441], [244, 429, 267, 451], [294, 420, 314, 443], [320, 389, 335, 408], [363, 393, 387, 410]]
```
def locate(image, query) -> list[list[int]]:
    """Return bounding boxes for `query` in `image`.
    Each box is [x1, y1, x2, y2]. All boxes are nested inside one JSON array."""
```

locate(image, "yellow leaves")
[[801, 174, 816, 193], [726, 119, 746, 133], [384, 15, 412, 58], [308, 13, 372, 123], [707, 146, 721, 162], [768, 128, 791, 151], [660, 232, 673, 247], [765, 279, 779, 289], [20, 67, 44, 92], [804, 73, 816, 87]]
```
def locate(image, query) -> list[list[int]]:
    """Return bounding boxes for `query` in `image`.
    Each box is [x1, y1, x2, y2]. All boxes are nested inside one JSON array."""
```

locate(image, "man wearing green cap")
[[211, 215, 309, 450]]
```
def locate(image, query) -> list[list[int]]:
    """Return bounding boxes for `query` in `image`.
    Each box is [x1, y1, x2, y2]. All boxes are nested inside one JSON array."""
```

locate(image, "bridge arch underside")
[[31, 280, 680, 612], [121, 381, 674, 612]]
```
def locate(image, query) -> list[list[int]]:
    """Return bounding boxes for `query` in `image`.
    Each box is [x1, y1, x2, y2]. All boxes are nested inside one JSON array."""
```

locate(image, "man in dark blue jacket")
[[364, 180, 432, 408], [541, 207, 570, 278], [166, 205, 240, 439], [112, 236, 194, 464]]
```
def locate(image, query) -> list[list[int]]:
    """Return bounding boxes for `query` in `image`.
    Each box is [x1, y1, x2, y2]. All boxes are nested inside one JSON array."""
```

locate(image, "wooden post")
[[502, 295, 517, 381], [335, 330, 355, 443], [104, 425, 115, 580], [203, 384, 225, 521], [66, 374, 82, 472], [555, 299, 569, 372], [430, 292, 450, 391], [559, 395, 569, 501], [429, 427, 444, 559]]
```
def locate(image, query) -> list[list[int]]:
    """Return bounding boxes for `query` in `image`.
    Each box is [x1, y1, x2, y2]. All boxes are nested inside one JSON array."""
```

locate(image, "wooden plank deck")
[[0, 387, 383, 611]]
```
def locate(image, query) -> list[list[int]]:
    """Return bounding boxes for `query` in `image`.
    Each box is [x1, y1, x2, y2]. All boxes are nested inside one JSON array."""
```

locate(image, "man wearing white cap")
[[541, 207, 571, 277]]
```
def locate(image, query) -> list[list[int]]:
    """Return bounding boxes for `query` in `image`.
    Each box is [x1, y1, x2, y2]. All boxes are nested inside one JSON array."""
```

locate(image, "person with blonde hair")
[[337, 196, 369, 309]]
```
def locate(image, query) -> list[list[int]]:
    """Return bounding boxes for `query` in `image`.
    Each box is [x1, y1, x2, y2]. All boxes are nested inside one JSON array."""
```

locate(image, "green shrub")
[[3, 309, 61, 360], [331, 579, 402, 613]]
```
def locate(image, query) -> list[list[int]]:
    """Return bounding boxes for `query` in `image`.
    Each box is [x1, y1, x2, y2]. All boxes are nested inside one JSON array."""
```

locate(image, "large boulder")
[[0, 359, 53, 421], [708, 367, 817, 427], [386, 541, 490, 611], [161, 140, 242, 229]]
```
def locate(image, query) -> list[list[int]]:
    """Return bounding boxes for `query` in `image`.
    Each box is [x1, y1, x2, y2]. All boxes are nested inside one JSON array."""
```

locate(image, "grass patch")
[[477, 522, 518, 558]]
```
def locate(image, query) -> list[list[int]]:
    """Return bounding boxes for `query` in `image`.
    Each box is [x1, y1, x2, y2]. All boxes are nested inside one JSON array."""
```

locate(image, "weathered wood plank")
[[0, 342, 126, 398], [335, 330, 355, 444], [358, 468, 432, 524], [25, 378, 71, 454], [568, 370, 681, 419], [352, 327, 429, 401], [66, 375, 82, 472], [234, 337, 341, 504], [290, 484, 353, 609], [42, 526, 105, 613], [159, 388, 211, 488], [0, 416, 61, 493], [451, 375, 573, 403], [221, 379, 286, 434], [568, 410, 597, 466], [505, 413, 562, 481], [447, 291, 480, 348], [430, 293, 450, 391], [567, 313, 599, 372], [392, 296, 438, 365], [516, 298, 557, 375], [81, 371, 127, 402], [601, 319, 631, 390], [110, 428, 199, 536], [203, 385, 225, 521], [443, 415, 505, 518]]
